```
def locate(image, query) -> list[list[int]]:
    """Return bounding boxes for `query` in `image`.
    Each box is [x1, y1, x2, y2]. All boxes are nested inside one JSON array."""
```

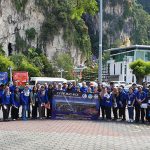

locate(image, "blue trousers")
[[22, 105, 28, 120], [128, 107, 134, 120]]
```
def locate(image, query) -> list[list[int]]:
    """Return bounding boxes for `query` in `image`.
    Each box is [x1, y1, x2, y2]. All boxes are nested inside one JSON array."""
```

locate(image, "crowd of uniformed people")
[[0, 80, 150, 124]]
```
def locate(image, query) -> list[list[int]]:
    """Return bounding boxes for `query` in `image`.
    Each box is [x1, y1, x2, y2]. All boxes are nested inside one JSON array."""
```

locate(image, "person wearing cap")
[[142, 82, 149, 95], [62, 82, 67, 92], [2, 86, 12, 121], [135, 86, 146, 123], [38, 86, 48, 119], [80, 82, 88, 93], [21, 85, 31, 120], [127, 87, 136, 123], [11, 87, 21, 120]]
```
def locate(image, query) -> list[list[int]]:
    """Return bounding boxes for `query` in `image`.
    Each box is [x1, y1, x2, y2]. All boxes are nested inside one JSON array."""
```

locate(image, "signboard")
[[0, 72, 8, 84], [13, 71, 29, 86], [52, 92, 100, 120]]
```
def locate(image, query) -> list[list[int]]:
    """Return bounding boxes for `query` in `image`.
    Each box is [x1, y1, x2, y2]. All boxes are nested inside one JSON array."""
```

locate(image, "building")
[[105, 45, 150, 83]]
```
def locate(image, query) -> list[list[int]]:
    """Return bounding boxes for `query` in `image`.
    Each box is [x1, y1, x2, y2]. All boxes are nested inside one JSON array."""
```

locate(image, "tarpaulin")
[[52, 92, 100, 120], [0, 72, 8, 84]]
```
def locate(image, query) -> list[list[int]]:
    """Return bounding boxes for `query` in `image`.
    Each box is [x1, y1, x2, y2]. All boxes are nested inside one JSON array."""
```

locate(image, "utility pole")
[[98, 0, 103, 83], [8, 66, 13, 85]]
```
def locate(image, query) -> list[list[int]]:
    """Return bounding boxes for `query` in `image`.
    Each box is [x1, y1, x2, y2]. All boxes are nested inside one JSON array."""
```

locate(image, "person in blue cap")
[[127, 87, 136, 123], [2, 85, 12, 121], [21, 85, 30, 120], [11, 87, 21, 120], [135, 86, 146, 123]]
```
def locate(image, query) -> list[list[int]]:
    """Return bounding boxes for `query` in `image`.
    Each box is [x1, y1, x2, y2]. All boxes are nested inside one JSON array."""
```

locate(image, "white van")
[[111, 81, 126, 87], [30, 77, 67, 86]]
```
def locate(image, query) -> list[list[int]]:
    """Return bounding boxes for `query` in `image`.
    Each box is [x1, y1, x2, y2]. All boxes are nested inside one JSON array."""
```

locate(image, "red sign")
[[13, 71, 29, 86]]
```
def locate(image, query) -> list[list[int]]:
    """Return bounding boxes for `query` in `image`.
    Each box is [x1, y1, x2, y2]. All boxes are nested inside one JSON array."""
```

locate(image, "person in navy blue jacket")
[[2, 86, 12, 121], [0, 84, 4, 111], [38, 86, 48, 119], [112, 87, 120, 120], [21, 85, 30, 120], [11, 87, 21, 120], [127, 87, 136, 123], [103, 87, 112, 120], [135, 86, 146, 123], [118, 87, 127, 121]]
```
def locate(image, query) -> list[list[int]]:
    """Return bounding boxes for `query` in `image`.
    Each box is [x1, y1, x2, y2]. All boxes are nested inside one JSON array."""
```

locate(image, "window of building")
[[108, 64, 110, 74], [114, 64, 115, 75], [124, 76, 126, 82], [120, 63, 122, 74], [124, 65, 127, 74]]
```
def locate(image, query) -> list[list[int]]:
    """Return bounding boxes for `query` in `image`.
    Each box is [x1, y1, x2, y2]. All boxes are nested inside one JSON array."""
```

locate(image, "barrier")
[[52, 92, 100, 120]]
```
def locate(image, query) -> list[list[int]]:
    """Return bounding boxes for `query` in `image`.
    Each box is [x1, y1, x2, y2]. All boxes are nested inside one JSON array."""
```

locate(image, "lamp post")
[[98, 0, 103, 83], [58, 69, 68, 78], [8, 66, 13, 85]]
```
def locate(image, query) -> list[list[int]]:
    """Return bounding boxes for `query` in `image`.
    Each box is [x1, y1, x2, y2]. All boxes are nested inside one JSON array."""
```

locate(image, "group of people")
[[0, 80, 150, 124]]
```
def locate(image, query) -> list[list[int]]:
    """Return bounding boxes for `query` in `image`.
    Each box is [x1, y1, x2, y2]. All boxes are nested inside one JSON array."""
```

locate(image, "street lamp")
[[98, 0, 103, 83], [58, 69, 68, 78]]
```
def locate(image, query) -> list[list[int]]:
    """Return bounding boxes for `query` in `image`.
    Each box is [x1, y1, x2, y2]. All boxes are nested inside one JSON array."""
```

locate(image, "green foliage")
[[54, 53, 74, 79], [26, 28, 37, 41], [82, 65, 98, 81], [12, 0, 28, 12], [0, 55, 14, 72], [131, 2, 150, 45], [18, 59, 41, 77], [130, 59, 150, 84], [102, 52, 110, 64], [0, 44, 5, 56], [36, 0, 95, 58]]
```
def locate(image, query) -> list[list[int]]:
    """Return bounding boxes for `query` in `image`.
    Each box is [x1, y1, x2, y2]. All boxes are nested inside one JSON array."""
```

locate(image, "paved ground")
[[0, 119, 150, 150]]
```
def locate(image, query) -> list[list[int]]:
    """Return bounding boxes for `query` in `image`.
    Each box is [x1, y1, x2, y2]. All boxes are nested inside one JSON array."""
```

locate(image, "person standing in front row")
[[21, 86, 30, 121], [30, 86, 38, 119], [2, 86, 11, 121], [38, 86, 48, 119], [11, 87, 21, 120], [127, 87, 136, 123], [112, 87, 120, 120], [135, 86, 146, 123]]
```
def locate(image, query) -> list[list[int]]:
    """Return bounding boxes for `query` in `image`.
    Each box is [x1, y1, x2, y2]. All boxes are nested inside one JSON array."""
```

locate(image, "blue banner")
[[0, 72, 8, 84], [52, 92, 100, 120]]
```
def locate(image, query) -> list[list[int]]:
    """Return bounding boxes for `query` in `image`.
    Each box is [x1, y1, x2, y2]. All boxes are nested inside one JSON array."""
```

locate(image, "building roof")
[[105, 45, 150, 52]]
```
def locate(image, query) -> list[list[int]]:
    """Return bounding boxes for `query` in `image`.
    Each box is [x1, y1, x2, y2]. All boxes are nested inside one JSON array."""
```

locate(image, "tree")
[[0, 55, 14, 72], [54, 53, 74, 79], [129, 59, 150, 84]]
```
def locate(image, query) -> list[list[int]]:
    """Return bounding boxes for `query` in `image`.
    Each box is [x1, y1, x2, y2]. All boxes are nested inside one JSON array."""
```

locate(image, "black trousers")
[[11, 106, 19, 119], [101, 106, 106, 119], [113, 107, 118, 120], [135, 106, 145, 122], [32, 102, 38, 119], [2, 104, 10, 121], [119, 107, 126, 120], [28, 105, 30, 118], [146, 108, 150, 122], [105, 107, 111, 119]]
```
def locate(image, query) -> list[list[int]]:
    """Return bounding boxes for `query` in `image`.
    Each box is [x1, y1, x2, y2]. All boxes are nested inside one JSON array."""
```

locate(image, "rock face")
[[0, 0, 85, 65]]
